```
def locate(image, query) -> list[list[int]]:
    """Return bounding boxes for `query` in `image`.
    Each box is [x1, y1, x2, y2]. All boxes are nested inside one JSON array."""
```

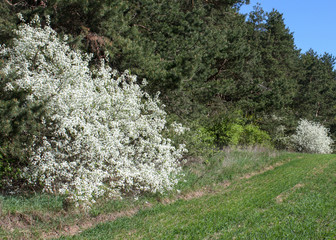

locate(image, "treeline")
[[1, 0, 336, 148]]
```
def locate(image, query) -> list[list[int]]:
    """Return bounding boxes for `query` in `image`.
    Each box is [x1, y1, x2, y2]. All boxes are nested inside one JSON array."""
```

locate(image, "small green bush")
[[163, 116, 216, 159], [220, 123, 244, 146], [242, 124, 271, 146], [207, 114, 271, 147]]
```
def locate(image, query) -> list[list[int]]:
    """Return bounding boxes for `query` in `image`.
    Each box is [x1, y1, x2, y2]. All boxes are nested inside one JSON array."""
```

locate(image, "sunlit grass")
[[65, 153, 336, 239], [2, 148, 322, 239]]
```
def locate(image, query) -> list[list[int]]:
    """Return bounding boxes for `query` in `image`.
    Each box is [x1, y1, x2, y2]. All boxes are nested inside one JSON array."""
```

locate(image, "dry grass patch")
[[275, 183, 305, 204]]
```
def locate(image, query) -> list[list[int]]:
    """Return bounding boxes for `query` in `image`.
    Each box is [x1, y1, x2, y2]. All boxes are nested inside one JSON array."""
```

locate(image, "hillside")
[[1, 151, 336, 239], [66, 153, 336, 239]]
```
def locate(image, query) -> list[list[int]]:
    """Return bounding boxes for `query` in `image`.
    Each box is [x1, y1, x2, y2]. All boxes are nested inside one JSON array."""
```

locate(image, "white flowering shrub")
[[0, 15, 187, 205], [291, 119, 333, 154]]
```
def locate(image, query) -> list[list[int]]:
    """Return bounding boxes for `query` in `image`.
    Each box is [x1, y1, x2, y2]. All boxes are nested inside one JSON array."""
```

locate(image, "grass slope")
[[0, 148, 286, 239], [65, 154, 336, 239]]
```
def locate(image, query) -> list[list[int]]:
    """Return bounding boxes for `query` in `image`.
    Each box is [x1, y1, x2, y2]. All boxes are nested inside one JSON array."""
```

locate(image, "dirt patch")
[[62, 204, 156, 239], [217, 181, 231, 188], [312, 161, 331, 176], [41, 207, 143, 239], [158, 180, 232, 205], [0, 211, 53, 233], [158, 189, 210, 205], [1, 213, 31, 232], [275, 183, 304, 204], [240, 161, 287, 180], [181, 190, 206, 200]]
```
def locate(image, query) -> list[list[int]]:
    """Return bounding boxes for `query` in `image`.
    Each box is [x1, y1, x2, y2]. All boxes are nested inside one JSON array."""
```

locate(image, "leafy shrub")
[[260, 114, 298, 150], [208, 114, 271, 147], [291, 119, 333, 154], [241, 124, 271, 146], [0, 15, 187, 206], [197, 126, 217, 147], [162, 115, 217, 164], [214, 122, 244, 146]]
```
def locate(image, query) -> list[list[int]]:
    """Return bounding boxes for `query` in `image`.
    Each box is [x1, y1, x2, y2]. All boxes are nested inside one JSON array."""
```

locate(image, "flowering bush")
[[0, 15, 187, 205], [291, 119, 333, 154]]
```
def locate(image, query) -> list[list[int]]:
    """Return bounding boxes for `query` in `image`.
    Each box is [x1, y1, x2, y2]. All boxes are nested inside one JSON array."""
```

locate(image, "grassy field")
[[64, 153, 336, 239], [1, 149, 336, 239]]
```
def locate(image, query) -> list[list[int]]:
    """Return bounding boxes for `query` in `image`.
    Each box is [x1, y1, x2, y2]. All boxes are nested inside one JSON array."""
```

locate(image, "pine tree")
[[257, 10, 299, 114], [295, 50, 336, 135]]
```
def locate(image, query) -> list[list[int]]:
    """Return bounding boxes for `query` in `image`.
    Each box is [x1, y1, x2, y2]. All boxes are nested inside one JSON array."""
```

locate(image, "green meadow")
[[2, 150, 336, 239], [65, 153, 336, 239]]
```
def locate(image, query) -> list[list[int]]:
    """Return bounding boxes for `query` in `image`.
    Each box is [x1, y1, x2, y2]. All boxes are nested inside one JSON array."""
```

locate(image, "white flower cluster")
[[170, 122, 190, 135], [0, 16, 187, 205], [291, 119, 333, 154]]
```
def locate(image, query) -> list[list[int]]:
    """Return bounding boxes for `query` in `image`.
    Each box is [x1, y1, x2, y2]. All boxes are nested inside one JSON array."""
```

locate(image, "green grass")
[[62, 147, 285, 218], [63, 153, 336, 239], [0, 193, 65, 214], [0, 147, 286, 239], [2, 149, 334, 239], [176, 146, 283, 191]]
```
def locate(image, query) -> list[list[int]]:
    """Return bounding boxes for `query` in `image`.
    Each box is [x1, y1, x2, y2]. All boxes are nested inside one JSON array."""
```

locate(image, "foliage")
[[0, 16, 187, 206], [295, 50, 336, 134], [207, 113, 271, 147], [242, 124, 271, 146], [291, 119, 333, 154], [0, 1, 336, 202], [3, 0, 336, 146], [0, 67, 46, 191], [219, 122, 245, 146], [245, 7, 299, 115], [2, 1, 253, 119], [163, 117, 216, 159], [0, 1, 16, 45]]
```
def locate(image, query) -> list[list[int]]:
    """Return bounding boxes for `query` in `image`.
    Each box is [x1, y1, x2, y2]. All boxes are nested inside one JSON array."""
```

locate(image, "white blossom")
[[291, 119, 333, 154], [171, 122, 190, 135], [1, 16, 187, 206]]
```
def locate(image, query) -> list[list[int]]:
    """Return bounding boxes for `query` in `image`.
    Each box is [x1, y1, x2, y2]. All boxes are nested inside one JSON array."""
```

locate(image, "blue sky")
[[240, 0, 336, 56]]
